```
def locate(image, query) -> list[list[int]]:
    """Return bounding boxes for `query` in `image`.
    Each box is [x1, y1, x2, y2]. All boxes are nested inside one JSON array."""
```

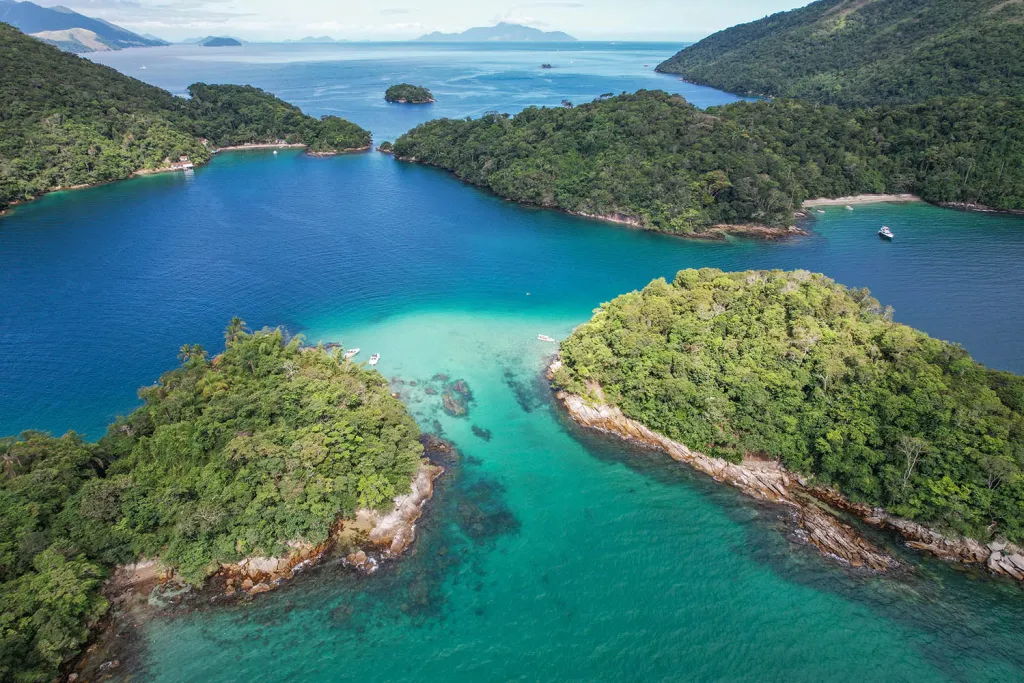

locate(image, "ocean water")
[[2, 44, 1024, 681], [87, 41, 751, 141]]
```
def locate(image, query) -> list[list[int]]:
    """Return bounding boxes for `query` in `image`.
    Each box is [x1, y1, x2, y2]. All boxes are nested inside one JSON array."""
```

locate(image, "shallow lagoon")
[[2, 43, 1024, 681]]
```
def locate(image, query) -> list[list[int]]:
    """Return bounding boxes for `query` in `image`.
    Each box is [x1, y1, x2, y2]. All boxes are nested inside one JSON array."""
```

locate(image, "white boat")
[[845, 205, 854, 211], [343, 348, 360, 359], [368, 353, 380, 365], [878, 226, 894, 240], [273, 150, 278, 155], [537, 334, 556, 343], [816, 209, 825, 214]]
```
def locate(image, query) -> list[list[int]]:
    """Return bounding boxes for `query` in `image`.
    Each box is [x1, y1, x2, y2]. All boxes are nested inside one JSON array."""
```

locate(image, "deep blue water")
[[2, 43, 1024, 682]]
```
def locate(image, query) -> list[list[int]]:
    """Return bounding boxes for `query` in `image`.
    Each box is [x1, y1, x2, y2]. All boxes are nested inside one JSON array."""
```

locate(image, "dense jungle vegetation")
[[656, 0, 1024, 107], [0, 23, 370, 212], [552, 269, 1024, 545], [0, 323, 422, 682], [392, 91, 1024, 234], [384, 84, 435, 104]]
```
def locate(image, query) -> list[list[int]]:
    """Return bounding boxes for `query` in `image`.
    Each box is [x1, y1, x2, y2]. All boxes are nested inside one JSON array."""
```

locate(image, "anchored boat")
[[878, 226, 894, 240], [369, 353, 380, 365], [343, 348, 360, 359], [537, 334, 556, 343]]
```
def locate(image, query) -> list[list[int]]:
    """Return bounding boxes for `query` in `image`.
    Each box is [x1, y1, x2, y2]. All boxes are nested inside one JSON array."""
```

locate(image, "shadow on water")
[[543, 385, 1024, 679], [502, 366, 548, 413]]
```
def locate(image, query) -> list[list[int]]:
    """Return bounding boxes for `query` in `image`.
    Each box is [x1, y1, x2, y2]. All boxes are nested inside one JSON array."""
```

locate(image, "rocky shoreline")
[[936, 201, 1024, 217], [213, 455, 444, 597], [549, 359, 1024, 581]]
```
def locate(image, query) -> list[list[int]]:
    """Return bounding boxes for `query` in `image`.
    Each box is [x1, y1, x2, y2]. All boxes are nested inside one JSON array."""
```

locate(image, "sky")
[[33, 0, 808, 42]]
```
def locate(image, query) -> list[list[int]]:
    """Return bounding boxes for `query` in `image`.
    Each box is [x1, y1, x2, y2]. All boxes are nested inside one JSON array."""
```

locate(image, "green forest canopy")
[[553, 269, 1024, 546], [0, 22, 371, 212], [0, 323, 422, 682], [656, 0, 1024, 106], [384, 83, 435, 103], [392, 90, 1024, 234]]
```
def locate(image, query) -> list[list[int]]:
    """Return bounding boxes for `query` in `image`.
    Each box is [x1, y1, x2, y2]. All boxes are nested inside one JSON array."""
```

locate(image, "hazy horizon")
[[28, 0, 807, 43]]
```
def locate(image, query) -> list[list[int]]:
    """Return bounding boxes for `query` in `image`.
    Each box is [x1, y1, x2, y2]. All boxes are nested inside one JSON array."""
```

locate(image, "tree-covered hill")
[[186, 83, 371, 151], [392, 91, 1024, 234], [656, 0, 1024, 106], [384, 83, 435, 104], [0, 22, 370, 212], [0, 323, 423, 682], [553, 269, 1024, 545]]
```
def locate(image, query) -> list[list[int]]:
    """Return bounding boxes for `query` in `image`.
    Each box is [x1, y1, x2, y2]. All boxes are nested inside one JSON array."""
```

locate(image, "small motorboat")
[[273, 150, 278, 155], [845, 205, 854, 211], [816, 209, 825, 214], [368, 353, 380, 365], [343, 348, 360, 359], [878, 226, 894, 240], [537, 334, 556, 343]]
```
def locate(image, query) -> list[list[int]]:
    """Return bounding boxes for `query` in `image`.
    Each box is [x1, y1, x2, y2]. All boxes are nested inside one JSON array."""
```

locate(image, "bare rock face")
[[366, 462, 444, 556], [221, 459, 444, 593], [806, 483, 1023, 581], [549, 358, 1022, 583]]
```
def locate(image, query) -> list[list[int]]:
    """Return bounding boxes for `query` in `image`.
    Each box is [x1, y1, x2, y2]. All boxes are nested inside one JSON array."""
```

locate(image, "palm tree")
[[2, 450, 21, 479], [224, 317, 249, 344], [178, 343, 208, 365]]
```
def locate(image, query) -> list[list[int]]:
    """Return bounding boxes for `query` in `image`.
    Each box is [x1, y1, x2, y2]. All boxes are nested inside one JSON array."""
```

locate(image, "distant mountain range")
[[418, 22, 576, 42], [0, 0, 166, 52], [182, 35, 247, 45]]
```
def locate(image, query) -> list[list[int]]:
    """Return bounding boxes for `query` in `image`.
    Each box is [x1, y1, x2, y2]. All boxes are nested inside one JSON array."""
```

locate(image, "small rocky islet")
[[384, 83, 435, 104]]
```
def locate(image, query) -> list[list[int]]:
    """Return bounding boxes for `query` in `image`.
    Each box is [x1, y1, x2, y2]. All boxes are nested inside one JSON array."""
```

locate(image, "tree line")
[[392, 90, 1024, 235]]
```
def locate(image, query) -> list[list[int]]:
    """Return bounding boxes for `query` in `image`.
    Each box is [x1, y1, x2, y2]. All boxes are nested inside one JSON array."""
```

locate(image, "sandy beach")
[[803, 193, 921, 207], [212, 143, 308, 153]]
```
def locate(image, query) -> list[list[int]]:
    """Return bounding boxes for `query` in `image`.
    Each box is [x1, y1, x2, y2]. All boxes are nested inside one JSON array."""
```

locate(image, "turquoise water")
[[3, 44, 1024, 681]]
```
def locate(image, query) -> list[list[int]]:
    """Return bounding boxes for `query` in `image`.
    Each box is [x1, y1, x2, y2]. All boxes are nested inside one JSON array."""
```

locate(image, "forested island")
[[392, 90, 1024, 235], [0, 324, 428, 682], [656, 0, 1024, 106], [552, 269, 1024, 571], [200, 36, 241, 47], [0, 23, 371, 213], [385, 83, 435, 104]]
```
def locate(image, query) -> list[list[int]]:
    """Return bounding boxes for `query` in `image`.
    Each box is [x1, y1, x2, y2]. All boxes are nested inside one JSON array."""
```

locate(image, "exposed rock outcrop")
[[806, 486, 1024, 580], [550, 358, 1023, 582], [366, 461, 444, 556], [224, 459, 444, 589]]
